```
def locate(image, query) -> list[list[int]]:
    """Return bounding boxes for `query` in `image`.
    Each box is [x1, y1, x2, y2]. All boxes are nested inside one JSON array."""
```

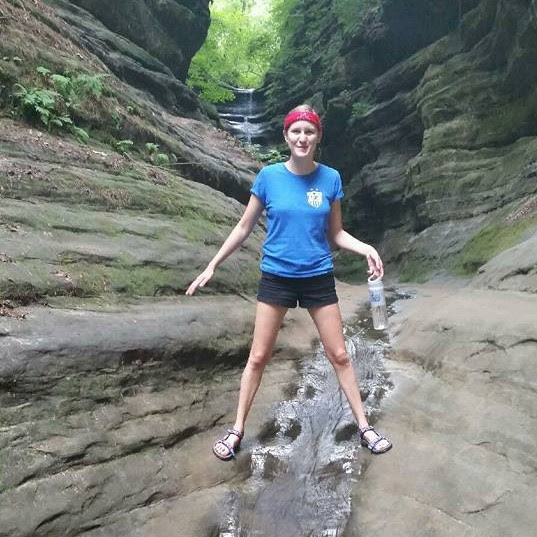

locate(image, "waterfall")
[[217, 88, 270, 146]]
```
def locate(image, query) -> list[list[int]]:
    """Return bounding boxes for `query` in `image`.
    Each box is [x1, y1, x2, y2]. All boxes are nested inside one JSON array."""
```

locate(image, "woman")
[[186, 104, 392, 459]]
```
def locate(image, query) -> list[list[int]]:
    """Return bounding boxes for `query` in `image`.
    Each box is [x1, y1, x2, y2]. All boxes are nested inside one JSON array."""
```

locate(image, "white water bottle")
[[368, 275, 388, 330]]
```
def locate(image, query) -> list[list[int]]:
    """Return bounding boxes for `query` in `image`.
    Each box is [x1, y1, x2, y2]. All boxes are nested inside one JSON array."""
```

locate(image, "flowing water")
[[214, 315, 394, 537], [218, 88, 270, 146]]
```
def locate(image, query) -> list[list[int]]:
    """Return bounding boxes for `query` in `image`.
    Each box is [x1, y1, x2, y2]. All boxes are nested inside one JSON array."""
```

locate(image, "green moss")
[[478, 91, 537, 145], [398, 257, 432, 283], [0, 280, 45, 304], [0, 256, 184, 303], [0, 165, 230, 223], [455, 214, 537, 275], [49, 261, 186, 298], [179, 216, 227, 244]]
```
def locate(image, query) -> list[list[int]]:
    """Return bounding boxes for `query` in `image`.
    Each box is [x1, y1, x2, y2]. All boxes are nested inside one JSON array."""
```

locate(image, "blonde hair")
[[288, 103, 316, 114]]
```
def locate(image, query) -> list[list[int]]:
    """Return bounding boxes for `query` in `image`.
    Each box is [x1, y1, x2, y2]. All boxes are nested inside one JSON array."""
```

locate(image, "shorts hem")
[[298, 296, 339, 309], [257, 295, 297, 309]]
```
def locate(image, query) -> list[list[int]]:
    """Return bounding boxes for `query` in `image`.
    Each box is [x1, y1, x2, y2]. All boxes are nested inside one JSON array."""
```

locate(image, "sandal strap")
[[227, 428, 244, 439], [359, 425, 375, 438], [214, 440, 236, 458], [370, 436, 387, 451]]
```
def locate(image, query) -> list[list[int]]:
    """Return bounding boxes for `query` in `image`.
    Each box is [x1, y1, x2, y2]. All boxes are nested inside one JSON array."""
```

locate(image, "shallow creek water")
[[214, 306, 397, 537]]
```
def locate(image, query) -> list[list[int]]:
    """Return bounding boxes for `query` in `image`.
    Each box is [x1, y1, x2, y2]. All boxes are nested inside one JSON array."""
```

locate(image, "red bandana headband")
[[283, 110, 322, 132]]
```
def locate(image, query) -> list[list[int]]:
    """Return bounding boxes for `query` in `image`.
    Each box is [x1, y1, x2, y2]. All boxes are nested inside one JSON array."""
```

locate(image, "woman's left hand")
[[365, 247, 384, 278]]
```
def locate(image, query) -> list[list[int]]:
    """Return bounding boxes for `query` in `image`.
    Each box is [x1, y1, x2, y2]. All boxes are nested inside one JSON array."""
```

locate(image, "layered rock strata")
[[264, 0, 537, 283], [1, 0, 261, 307], [0, 297, 255, 537], [45, 0, 211, 114]]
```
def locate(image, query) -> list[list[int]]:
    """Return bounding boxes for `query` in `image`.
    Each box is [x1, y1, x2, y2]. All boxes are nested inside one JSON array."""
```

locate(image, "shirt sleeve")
[[250, 168, 267, 205], [334, 171, 344, 201]]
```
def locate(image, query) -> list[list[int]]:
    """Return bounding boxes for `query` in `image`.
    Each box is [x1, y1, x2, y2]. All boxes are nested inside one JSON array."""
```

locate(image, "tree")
[[187, 0, 279, 102]]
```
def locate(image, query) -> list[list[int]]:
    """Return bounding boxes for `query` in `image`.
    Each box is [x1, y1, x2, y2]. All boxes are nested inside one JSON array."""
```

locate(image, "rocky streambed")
[[2, 281, 535, 537], [0, 283, 361, 536], [0, 282, 382, 537]]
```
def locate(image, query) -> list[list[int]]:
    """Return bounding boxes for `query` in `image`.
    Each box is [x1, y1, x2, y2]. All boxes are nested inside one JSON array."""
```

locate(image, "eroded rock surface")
[[45, 0, 210, 113], [472, 229, 537, 293], [0, 297, 254, 537], [0, 290, 346, 537], [345, 285, 537, 537]]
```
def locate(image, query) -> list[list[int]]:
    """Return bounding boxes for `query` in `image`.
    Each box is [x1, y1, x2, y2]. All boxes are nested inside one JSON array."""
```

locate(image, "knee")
[[247, 348, 271, 371], [327, 348, 350, 368]]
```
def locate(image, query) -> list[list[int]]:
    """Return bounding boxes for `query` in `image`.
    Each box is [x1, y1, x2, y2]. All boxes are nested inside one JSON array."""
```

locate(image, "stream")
[[214, 309, 395, 537]]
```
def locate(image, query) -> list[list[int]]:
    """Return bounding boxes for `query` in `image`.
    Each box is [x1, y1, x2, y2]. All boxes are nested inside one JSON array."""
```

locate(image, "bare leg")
[[308, 303, 390, 451], [213, 301, 287, 458]]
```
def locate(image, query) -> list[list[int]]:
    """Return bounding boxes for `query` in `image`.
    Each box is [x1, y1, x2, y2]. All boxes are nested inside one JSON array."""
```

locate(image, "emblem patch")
[[306, 189, 323, 208]]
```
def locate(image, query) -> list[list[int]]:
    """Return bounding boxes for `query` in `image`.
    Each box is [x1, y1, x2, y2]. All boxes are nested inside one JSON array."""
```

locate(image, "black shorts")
[[257, 271, 339, 309]]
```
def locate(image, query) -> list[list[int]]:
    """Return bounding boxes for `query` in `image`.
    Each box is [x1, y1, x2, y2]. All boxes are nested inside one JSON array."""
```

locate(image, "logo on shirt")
[[306, 188, 323, 208]]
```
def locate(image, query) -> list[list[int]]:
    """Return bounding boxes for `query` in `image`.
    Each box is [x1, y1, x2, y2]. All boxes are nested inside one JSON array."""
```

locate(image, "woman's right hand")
[[185, 266, 215, 296]]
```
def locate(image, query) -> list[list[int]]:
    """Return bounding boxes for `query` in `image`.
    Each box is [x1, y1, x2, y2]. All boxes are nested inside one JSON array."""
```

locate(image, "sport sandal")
[[213, 428, 244, 461], [359, 425, 392, 455]]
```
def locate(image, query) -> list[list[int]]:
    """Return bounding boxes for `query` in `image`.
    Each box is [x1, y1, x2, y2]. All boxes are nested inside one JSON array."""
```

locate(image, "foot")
[[359, 425, 392, 454], [213, 428, 243, 461]]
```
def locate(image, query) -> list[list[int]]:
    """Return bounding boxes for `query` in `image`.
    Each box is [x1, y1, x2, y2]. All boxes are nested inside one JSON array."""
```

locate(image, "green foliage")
[[187, 0, 280, 101], [153, 153, 170, 166], [115, 139, 135, 154], [12, 67, 106, 140], [71, 126, 90, 143], [266, 0, 380, 92], [70, 73, 105, 99], [143, 142, 171, 166], [38, 67, 105, 105], [243, 143, 286, 164], [113, 140, 171, 165], [144, 142, 160, 154], [351, 99, 373, 119], [270, 0, 299, 34], [264, 0, 331, 95], [12, 84, 62, 126]]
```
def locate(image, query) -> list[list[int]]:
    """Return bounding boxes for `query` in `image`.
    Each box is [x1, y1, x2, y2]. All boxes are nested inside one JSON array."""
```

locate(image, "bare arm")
[[328, 200, 384, 278], [186, 194, 265, 295]]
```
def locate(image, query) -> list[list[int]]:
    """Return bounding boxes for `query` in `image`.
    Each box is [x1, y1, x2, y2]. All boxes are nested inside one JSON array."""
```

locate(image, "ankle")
[[231, 425, 244, 436]]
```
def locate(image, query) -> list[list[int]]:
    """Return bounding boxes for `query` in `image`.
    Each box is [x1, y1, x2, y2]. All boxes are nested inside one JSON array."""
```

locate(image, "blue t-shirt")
[[250, 162, 344, 277]]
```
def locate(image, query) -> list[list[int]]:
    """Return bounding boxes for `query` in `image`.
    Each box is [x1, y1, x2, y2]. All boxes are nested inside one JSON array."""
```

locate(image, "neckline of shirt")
[[281, 162, 320, 178]]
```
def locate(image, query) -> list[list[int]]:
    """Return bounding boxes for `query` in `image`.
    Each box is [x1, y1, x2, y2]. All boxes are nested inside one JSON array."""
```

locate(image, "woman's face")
[[284, 120, 320, 160]]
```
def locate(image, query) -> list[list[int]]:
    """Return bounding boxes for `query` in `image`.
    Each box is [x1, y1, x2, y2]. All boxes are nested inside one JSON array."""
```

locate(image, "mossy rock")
[[455, 211, 537, 276]]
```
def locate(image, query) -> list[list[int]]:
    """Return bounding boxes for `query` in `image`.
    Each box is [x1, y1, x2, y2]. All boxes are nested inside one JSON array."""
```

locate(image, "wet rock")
[[0, 294, 323, 537], [346, 285, 537, 537]]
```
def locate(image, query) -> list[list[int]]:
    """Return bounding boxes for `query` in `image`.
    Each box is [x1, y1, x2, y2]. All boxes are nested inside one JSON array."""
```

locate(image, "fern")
[[11, 67, 107, 141]]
